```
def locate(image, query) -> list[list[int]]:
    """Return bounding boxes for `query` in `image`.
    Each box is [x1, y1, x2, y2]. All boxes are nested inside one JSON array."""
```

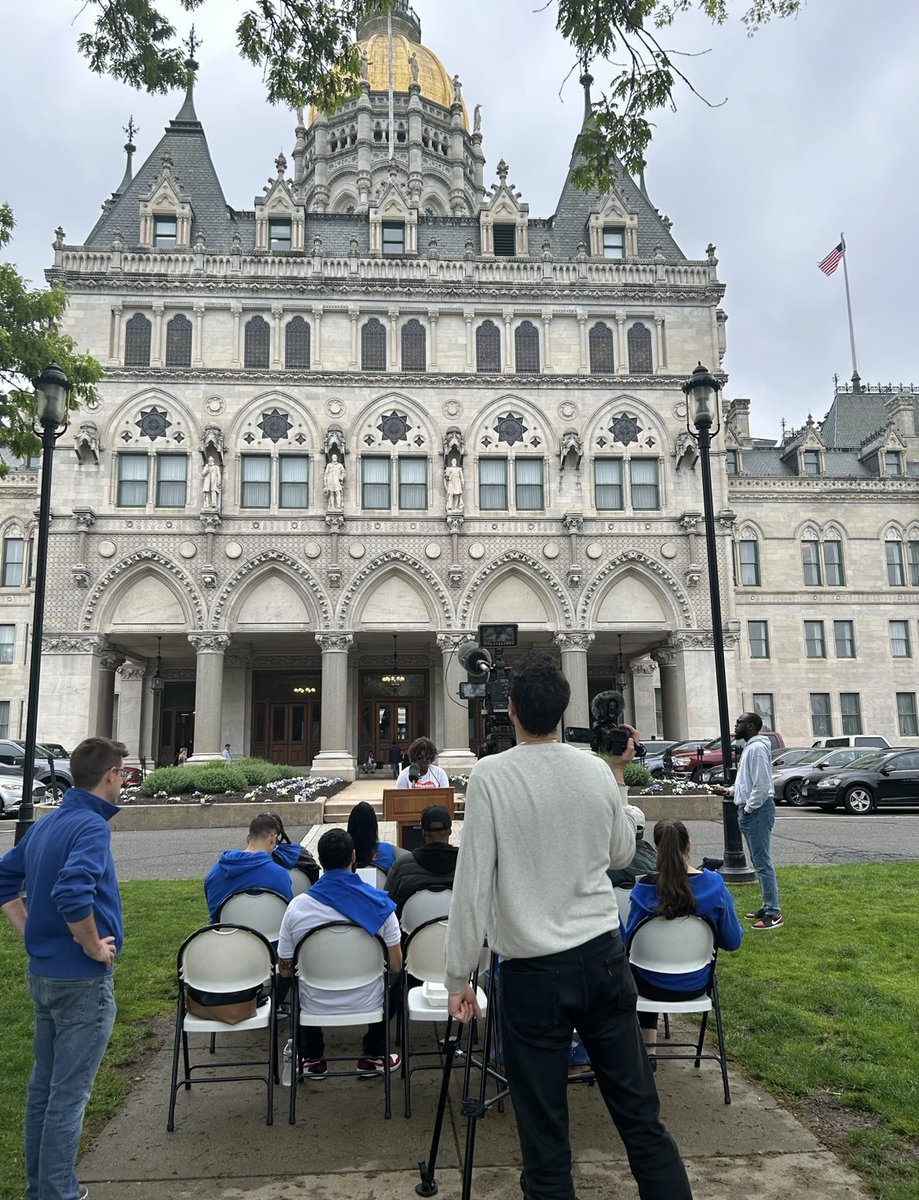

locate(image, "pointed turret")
[[113, 116, 138, 198]]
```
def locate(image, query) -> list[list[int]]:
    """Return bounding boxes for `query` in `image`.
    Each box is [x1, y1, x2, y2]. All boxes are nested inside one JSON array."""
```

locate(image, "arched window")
[[244, 316, 270, 369], [164, 314, 192, 368], [627, 322, 653, 374], [401, 319, 426, 372], [476, 320, 501, 373], [589, 322, 615, 374], [514, 321, 540, 374], [124, 313, 152, 367], [285, 316, 311, 369], [361, 318, 386, 371]]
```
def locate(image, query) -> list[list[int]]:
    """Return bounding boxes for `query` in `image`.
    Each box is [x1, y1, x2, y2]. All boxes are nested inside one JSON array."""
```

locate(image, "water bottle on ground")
[[282, 1038, 293, 1087]]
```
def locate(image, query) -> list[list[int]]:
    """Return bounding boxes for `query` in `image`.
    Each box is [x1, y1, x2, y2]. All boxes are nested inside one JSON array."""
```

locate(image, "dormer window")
[[269, 219, 292, 251], [725, 449, 740, 476], [602, 227, 625, 259], [153, 215, 177, 249], [803, 449, 821, 476], [886, 450, 904, 476], [382, 221, 405, 256], [493, 224, 516, 257]]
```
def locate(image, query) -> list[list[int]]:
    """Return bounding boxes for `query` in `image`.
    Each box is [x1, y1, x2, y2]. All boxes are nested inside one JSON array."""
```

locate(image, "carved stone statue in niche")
[[74, 423, 101, 465], [559, 429, 583, 470], [323, 452, 345, 510], [200, 422, 225, 463], [444, 457, 464, 512], [202, 455, 222, 509]]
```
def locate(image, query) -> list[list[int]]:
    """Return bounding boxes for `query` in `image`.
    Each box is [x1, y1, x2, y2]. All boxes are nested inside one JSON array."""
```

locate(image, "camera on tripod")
[[564, 690, 645, 758], [457, 623, 518, 751]]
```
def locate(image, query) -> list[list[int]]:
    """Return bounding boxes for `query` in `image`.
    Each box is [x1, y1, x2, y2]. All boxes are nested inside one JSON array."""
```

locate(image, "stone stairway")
[[322, 778, 465, 823]]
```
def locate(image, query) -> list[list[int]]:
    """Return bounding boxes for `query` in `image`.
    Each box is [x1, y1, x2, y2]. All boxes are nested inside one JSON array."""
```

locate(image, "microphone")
[[408, 762, 421, 785], [458, 642, 492, 678]]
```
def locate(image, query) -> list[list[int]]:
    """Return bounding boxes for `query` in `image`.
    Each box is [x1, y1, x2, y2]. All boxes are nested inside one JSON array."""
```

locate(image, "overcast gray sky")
[[3, 0, 919, 438]]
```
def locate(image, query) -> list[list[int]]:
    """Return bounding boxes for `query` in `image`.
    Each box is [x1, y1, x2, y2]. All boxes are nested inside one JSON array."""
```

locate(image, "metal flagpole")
[[387, 8, 395, 161], [840, 232, 860, 382]]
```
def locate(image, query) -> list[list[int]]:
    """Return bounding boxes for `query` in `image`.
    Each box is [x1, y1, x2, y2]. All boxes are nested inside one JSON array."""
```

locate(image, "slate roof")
[[821, 393, 888, 448], [738, 446, 874, 478]]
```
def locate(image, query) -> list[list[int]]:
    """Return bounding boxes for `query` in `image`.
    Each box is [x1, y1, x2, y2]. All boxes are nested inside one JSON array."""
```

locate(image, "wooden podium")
[[382, 787, 455, 851]]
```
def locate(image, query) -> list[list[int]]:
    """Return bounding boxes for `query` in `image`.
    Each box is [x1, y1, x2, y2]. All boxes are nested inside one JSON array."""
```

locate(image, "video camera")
[[457, 623, 518, 750], [564, 690, 645, 758]]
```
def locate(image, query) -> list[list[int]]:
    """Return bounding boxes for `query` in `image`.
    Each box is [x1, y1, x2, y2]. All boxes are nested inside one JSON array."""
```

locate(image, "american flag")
[[818, 241, 845, 276]]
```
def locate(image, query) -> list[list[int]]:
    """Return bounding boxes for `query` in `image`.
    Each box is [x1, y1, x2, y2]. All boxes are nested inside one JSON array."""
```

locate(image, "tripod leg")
[[460, 951, 502, 1200], [416, 1016, 460, 1197]]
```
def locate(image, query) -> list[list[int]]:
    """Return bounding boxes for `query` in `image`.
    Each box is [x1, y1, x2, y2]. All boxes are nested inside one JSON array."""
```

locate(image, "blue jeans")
[[738, 799, 780, 914], [499, 931, 692, 1200], [25, 971, 116, 1200]]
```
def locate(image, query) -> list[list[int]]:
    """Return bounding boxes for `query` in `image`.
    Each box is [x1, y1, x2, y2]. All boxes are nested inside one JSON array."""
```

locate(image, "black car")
[[798, 748, 919, 814]]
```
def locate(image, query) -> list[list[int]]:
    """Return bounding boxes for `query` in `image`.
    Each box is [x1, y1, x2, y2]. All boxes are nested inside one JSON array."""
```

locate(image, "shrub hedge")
[[623, 761, 653, 787], [140, 756, 301, 797]]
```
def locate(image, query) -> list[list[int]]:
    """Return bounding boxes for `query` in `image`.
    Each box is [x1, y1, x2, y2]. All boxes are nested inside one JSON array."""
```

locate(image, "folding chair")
[[401, 917, 488, 1118], [355, 865, 389, 890], [613, 885, 633, 927], [289, 921, 394, 1124], [167, 924, 278, 1131], [626, 914, 731, 1103], [215, 888, 290, 943], [400, 886, 453, 935], [289, 866, 313, 897]]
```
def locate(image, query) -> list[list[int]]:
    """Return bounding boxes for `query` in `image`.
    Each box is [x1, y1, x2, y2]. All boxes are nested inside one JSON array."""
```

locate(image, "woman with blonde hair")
[[624, 819, 743, 1055]]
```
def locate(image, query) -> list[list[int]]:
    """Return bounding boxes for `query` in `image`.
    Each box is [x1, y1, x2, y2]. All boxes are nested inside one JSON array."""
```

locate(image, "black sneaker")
[[751, 913, 784, 930], [303, 1058, 328, 1078], [745, 907, 766, 921]]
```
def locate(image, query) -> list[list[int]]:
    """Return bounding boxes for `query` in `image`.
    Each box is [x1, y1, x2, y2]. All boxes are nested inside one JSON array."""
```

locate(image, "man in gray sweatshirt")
[[445, 653, 692, 1200]]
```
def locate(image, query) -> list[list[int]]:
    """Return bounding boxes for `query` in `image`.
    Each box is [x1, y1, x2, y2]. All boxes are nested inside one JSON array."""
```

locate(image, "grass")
[[0, 866, 917, 1198]]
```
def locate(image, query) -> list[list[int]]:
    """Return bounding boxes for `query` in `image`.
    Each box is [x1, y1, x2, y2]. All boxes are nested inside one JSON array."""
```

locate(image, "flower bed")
[[636, 778, 716, 797]]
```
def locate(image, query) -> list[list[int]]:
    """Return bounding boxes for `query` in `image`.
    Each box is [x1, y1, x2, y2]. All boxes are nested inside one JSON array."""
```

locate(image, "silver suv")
[[0, 739, 73, 794]]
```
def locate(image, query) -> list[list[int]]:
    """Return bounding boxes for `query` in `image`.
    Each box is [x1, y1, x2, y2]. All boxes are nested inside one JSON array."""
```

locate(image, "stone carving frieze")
[[435, 632, 476, 654], [553, 631, 595, 651], [336, 551, 453, 630], [118, 663, 147, 681], [210, 551, 332, 629], [458, 551, 574, 630], [577, 552, 693, 627], [81, 550, 205, 631], [41, 635, 107, 655], [252, 655, 321, 669], [316, 633, 354, 653], [188, 632, 231, 654]]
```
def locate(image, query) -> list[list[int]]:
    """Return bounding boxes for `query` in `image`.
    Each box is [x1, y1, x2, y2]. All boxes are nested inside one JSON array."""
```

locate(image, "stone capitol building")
[[1, 1, 917, 776]]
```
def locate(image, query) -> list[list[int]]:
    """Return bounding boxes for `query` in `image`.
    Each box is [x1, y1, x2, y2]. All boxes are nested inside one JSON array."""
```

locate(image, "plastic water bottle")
[[282, 1039, 293, 1087]]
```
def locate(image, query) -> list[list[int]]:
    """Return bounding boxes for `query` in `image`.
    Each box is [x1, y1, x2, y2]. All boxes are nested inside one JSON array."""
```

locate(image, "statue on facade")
[[323, 453, 345, 510], [202, 454, 222, 509], [452, 75, 462, 105], [444, 459, 464, 512], [408, 51, 419, 83], [473, 103, 481, 133], [361, 47, 370, 81]]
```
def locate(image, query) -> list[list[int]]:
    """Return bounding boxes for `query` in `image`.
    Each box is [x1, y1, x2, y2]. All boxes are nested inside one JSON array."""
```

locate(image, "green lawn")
[[0, 867, 917, 1199]]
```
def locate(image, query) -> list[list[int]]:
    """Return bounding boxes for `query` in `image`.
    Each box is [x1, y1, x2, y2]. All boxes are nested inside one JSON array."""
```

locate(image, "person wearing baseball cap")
[[608, 804, 657, 887], [385, 803, 457, 917]]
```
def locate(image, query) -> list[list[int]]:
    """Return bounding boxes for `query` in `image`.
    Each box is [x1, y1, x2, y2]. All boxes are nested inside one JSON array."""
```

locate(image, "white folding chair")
[[355, 865, 389, 890], [215, 889, 290, 943], [401, 917, 488, 1117], [613, 885, 633, 927], [289, 922, 394, 1124], [626, 914, 731, 1103], [400, 886, 453, 934], [289, 866, 312, 897], [167, 924, 278, 1131]]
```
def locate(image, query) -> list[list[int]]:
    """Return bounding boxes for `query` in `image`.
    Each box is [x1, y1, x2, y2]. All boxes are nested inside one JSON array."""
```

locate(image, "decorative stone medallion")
[[349, 542, 366, 559], [225, 541, 243, 559], [205, 396, 225, 415], [468, 542, 486, 559], [303, 541, 322, 559], [558, 401, 578, 420], [586, 543, 604, 560], [443, 400, 461, 418], [543, 542, 560, 559], [98, 540, 116, 558], [326, 399, 344, 417], [660, 542, 677, 559], [425, 543, 442, 559], [178, 541, 197, 559]]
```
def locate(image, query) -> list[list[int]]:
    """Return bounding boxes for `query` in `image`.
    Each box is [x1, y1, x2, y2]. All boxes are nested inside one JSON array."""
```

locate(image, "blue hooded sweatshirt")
[[204, 845, 295, 921], [0, 787, 123, 979]]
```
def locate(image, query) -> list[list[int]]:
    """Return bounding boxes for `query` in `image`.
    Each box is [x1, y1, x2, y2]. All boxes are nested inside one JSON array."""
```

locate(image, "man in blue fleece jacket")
[[204, 812, 295, 921], [0, 736, 127, 1200]]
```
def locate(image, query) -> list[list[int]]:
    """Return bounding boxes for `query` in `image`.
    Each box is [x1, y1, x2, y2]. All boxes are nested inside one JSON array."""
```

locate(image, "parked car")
[[0, 739, 73, 792], [39, 741, 70, 760], [121, 764, 143, 788], [771, 747, 816, 768], [636, 739, 680, 763], [798, 748, 919, 814], [773, 746, 869, 806], [810, 735, 890, 750], [674, 731, 786, 779], [644, 738, 714, 777], [0, 763, 47, 818]]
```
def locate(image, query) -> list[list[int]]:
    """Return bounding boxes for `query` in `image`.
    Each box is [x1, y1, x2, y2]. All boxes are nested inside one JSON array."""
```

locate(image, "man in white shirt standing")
[[444, 653, 692, 1200]]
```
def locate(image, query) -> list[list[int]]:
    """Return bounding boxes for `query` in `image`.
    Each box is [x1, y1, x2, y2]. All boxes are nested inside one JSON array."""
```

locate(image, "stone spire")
[[113, 116, 138, 197], [172, 28, 201, 126]]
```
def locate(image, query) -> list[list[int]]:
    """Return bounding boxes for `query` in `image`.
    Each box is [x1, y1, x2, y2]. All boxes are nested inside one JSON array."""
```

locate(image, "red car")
[[121, 764, 144, 788], [671, 732, 786, 779]]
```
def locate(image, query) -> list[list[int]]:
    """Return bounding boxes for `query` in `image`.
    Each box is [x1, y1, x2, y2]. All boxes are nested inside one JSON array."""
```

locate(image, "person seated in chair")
[[385, 804, 457, 917], [395, 736, 450, 790], [347, 800, 399, 873], [606, 804, 658, 888], [624, 818, 743, 1059], [277, 828, 402, 1078], [204, 812, 294, 922]]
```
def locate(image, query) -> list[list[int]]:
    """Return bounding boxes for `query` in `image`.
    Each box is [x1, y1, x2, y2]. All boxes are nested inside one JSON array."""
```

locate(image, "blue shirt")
[[0, 787, 123, 979], [204, 845, 295, 921]]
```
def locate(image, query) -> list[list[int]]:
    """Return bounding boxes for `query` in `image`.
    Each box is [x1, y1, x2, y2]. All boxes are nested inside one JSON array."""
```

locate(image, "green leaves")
[[0, 204, 102, 465]]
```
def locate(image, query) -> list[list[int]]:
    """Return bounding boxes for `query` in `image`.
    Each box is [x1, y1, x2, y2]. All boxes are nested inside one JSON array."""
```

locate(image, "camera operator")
[[445, 653, 692, 1200]]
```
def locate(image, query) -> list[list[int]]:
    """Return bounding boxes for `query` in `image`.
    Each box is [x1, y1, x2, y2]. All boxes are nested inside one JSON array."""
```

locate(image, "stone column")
[[310, 633, 356, 780], [187, 633, 230, 759], [652, 644, 686, 740], [577, 311, 588, 374], [554, 631, 595, 733], [654, 315, 667, 373], [312, 305, 323, 369], [349, 307, 359, 368], [115, 662, 147, 763], [271, 303, 283, 368], [630, 658, 658, 742], [151, 303, 164, 367], [436, 632, 478, 776], [388, 307, 399, 370], [110, 301, 123, 365], [542, 310, 553, 372], [464, 311, 474, 372], [192, 303, 205, 367], [503, 310, 513, 373], [615, 311, 628, 375], [231, 302, 242, 368], [428, 309, 439, 371], [38, 635, 105, 751], [91, 648, 126, 738]]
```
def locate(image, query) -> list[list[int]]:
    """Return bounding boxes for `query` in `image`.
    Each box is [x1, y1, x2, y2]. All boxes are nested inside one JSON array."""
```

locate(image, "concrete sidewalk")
[[77, 1017, 869, 1200]]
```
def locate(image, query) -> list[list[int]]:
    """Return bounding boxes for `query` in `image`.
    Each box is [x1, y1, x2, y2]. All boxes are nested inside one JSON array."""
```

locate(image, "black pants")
[[498, 931, 693, 1200], [298, 975, 402, 1060]]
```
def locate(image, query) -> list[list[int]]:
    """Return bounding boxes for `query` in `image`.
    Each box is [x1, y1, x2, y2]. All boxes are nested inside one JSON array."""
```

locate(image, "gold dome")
[[309, 31, 468, 129]]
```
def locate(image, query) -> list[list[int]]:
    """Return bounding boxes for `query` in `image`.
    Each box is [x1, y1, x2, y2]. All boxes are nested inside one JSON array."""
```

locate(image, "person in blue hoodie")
[[625, 818, 743, 1059], [0, 736, 128, 1200], [204, 812, 296, 921]]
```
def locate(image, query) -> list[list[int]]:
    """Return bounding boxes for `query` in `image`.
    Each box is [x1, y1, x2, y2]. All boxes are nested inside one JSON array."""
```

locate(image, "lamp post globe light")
[[682, 363, 755, 883], [14, 364, 72, 844]]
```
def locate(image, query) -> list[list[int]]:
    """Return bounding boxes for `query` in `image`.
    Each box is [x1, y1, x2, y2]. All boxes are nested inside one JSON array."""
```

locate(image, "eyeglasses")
[[112, 767, 129, 778]]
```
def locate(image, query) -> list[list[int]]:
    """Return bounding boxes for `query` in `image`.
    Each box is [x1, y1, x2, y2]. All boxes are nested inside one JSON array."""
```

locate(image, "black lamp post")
[[15, 363, 72, 844], [682, 363, 754, 883]]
